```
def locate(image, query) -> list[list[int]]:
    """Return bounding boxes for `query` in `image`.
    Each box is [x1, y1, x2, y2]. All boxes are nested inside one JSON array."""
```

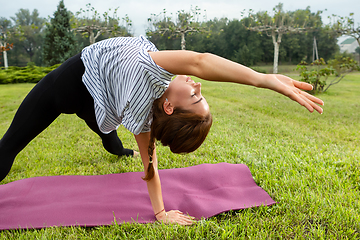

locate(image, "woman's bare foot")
[[133, 150, 140, 157]]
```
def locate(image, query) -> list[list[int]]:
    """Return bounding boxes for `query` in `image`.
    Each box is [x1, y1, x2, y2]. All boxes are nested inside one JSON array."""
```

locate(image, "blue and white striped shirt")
[[81, 36, 174, 135]]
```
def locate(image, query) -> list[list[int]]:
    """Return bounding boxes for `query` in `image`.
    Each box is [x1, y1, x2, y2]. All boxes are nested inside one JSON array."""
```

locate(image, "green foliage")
[[281, 28, 339, 64], [296, 57, 360, 93], [234, 44, 252, 66], [0, 64, 59, 84], [0, 17, 25, 67], [26, 61, 36, 69], [296, 58, 332, 92], [148, 11, 338, 68], [10, 9, 46, 65], [42, 0, 77, 66], [2, 9, 46, 67], [356, 47, 360, 54], [329, 12, 360, 44], [242, 4, 324, 74]]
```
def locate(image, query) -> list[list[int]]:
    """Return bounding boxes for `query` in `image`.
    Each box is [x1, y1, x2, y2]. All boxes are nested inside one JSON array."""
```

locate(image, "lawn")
[[0, 73, 359, 239]]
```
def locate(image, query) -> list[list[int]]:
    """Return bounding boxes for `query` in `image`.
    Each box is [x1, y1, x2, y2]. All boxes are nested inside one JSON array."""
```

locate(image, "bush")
[[296, 57, 360, 93], [0, 64, 60, 84]]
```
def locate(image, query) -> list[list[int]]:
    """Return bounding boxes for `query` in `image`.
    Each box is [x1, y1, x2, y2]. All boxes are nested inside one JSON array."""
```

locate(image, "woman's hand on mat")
[[156, 210, 195, 225], [262, 74, 324, 114]]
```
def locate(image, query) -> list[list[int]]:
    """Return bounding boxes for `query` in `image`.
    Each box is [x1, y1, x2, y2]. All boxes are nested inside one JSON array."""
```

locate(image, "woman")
[[0, 36, 323, 225]]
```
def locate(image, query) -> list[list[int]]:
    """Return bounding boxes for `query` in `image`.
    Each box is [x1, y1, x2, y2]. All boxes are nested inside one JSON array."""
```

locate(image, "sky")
[[1, 0, 359, 41]]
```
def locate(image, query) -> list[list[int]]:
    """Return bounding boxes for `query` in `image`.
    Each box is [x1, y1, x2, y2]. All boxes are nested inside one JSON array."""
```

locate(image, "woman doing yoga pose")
[[0, 36, 324, 225]]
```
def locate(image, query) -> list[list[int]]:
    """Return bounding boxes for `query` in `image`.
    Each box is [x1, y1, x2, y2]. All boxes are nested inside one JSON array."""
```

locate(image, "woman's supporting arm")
[[149, 50, 324, 114], [134, 132, 194, 225]]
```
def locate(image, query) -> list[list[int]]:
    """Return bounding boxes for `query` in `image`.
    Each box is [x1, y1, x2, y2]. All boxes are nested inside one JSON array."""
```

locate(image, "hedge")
[[0, 64, 60, 84]]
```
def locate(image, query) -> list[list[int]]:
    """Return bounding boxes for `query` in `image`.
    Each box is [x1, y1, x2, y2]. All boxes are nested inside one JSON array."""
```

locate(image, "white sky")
[[1, 0, 359, 40]]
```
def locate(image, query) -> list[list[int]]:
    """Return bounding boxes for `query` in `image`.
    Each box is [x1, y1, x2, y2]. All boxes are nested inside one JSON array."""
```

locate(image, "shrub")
[[0, 64, 60, 84], [296, 57, 360, 93]]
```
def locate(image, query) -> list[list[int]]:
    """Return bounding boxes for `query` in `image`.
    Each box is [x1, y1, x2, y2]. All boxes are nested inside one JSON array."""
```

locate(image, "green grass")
[[1, 74, 360, 239]]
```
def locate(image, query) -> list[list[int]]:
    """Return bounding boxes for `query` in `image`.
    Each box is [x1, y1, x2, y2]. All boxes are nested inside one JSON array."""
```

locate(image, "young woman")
[[0, 36, 323, 225]]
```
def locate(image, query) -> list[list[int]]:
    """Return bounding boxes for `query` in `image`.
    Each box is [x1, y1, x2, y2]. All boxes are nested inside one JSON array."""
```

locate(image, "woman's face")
[[165, 75, 209, 116]]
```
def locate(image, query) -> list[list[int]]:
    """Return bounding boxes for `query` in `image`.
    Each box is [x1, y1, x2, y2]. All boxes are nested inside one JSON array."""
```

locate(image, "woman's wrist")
[[155, 209, 168, 221], [155, 208, 165, 217], [254, 72, 268, 88]]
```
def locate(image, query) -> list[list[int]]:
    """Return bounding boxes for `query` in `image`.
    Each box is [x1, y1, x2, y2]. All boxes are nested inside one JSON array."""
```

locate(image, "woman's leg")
[[74, 90, 133, 157], [0, 64, 62, 181], [0, 53, 132, 182], [82, 120, 133, 157], [47, 54, 134, 157]]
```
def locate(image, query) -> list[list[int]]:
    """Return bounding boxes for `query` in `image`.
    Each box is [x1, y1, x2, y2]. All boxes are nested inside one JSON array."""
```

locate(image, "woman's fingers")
[[291, 80, 324, 107], [173, 211, 195, 225], [299, 94, 322, 113], [293, 94, 314, 112], [275, 74, 324, 114], [292, 91, 323, 114], [300, 90, 324, 106], [292, 78, 313, 91], [159, 210, 196, 225], [178, 214, 195, 225], [284, 87, 322, 114], [296, 88, 324, 113]]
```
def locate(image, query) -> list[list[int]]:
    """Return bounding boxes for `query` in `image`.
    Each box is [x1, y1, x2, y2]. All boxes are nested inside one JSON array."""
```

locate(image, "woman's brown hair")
[[142, 98, 212, 181]]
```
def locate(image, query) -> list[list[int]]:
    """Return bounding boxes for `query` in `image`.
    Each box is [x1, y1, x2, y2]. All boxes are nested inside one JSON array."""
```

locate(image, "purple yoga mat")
[[0, 163, 275, 230]]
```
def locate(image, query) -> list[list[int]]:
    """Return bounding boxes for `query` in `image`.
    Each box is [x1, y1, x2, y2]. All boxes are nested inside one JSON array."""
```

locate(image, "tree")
[[0, 43, 13, 68], [296, 57, 360, 93], [185, 17, 228, 55], [215, 18, 264, 66], [147, 7, 208, 50], [145, 12, 338, 66], [280, 27, 338, 64], [72, 3, 132, 45], [356, 47, 360, 54], [10, 9, 46, 65], [330, 13, 360, 46], [0, 17, 22, 68], [0, 18, 13, 69], [43, 0, 77, 66], [244, 3, 322, 73]]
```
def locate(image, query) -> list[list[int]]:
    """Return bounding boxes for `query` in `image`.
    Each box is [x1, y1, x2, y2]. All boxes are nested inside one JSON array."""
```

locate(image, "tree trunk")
[[180, 32, 186, 50], [272, 31, 282, 74], [3, 50, 8, 69], [1, 41, 9, 69], [312, 36, 319, 62], [89, 31, 95, 45]]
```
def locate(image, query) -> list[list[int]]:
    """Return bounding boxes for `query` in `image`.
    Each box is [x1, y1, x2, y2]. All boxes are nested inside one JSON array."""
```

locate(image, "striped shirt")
[[80, 36, 174, 135]]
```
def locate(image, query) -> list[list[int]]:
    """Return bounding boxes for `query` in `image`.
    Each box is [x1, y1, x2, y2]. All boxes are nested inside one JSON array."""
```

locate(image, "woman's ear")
[[163, 98, 174, 115]]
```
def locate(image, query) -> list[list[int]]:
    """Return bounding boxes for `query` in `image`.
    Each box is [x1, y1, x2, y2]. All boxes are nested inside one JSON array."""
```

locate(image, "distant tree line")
[[1, 1, 358, 69], [0, 0, 132, 67], [147, 5, 339, 70]]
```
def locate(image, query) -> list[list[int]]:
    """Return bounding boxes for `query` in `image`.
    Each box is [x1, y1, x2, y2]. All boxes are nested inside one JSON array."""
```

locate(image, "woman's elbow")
[[191, 52, 211, 77]]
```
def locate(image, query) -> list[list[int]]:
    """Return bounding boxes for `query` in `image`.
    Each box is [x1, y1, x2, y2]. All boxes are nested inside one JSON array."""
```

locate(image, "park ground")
[[0, 72, 359, 239]]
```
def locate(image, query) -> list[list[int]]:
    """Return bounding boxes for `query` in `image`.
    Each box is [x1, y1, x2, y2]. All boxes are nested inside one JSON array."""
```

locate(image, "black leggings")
[[0, 53, 133, 182]]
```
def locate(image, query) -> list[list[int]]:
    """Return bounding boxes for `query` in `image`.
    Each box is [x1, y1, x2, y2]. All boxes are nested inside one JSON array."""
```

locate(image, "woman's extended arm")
[[134, 132, 194, 225], [149, 50, 324, 114]]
